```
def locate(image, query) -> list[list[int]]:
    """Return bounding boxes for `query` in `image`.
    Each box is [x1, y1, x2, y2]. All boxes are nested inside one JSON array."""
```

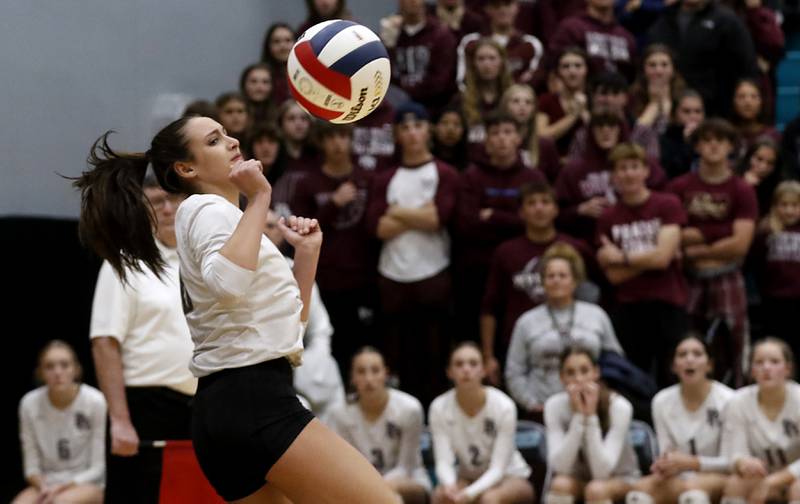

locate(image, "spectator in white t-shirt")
[[366, 101, 461, 408], [89, 171, 196, 504], [14, 340, 106, 504]]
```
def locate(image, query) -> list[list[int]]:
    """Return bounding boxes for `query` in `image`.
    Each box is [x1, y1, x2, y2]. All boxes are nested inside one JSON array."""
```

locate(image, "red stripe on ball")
[[287, 75, 344, 121], [293, 40, 351, 100]]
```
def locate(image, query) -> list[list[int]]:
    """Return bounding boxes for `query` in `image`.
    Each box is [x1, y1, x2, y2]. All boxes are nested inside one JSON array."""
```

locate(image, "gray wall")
[[0, 0, 390, 218]]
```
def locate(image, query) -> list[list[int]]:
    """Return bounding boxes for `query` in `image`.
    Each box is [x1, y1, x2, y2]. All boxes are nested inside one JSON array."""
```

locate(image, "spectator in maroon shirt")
[[596, 143, 689, 385], [536, 47, 591, 157], [730, 78, 781, 161], [500, 84, 562, 183], [659, 89, 705, 180], [260, 23, 295, 107], [549, 0, 638, 83], [272, 100, 321, 218], [351, 99, 396, 172], [456, 0, 545, 85], [454, 111, 546, 344], [381, 0, 458, 115], [666, 119, 758, 386], [292, 122, 378, 374], [750, 181, 800, 358], [366, 101, 461, 407], [738, 137, 781, 216], [239, 63, 274, 126], [480, 181, 596, 384], [532, 0, 587, 45], [428, 0, 484, 41], [296, 0, 352, 36], [457, 37, 513, 158], [556, 109, 667, 243], [432, 104, 469, 171]]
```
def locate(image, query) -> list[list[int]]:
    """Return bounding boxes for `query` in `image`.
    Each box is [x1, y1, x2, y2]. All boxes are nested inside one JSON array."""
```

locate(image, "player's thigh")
[[10, 487, 39, 504], [479, 476, 535, 504], [230, 482, 291, 504], [266, 418, 398, 504]]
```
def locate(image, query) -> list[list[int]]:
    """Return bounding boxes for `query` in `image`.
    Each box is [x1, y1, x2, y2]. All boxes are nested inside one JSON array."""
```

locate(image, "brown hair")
[[501, 84, 540, 167], [753, 337, 795, 378], [541, 242, 586, 285], [630, 44, 686, 118], [559, 345, 612, 433], [609, 142, 647, 166], [72, 116, 199, 283], [689, 118, 739, 147], [462, 38, 513, 126], [519, 180, 556, 203], [35, 340, 83, 384]]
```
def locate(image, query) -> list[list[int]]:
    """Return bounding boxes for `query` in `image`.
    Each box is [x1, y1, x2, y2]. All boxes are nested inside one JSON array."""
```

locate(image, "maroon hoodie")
[[533, 0, 587, 44], [426, 2, 485, 41], [389, 16, 458, 114], [455, 156, 546, 268], [291, 167, 377, 292], [555, 129, 667, 242], [351, 100, 396, 172], [549, 13, 637, 83], [750, 223, 800, 299]]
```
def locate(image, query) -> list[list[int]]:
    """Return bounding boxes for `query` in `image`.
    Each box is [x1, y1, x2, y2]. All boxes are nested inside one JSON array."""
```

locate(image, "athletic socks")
[[679, 489, 711, 504], [626, 490, 655, 504]]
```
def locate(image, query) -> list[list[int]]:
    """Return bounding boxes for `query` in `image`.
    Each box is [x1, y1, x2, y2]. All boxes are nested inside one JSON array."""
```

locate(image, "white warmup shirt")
[[90, 240, 196, 395], [652, 382, 734, 472], [505, 301, 623, 410], [19, 385, 107, 486], [378, 161, 450, 283], [545, 391, 640, 480], [429, 387, 531, 500], [175, 194, 304, 377], [327, 389, 431, 490], [292, 276, 345, 421], [721, 382, 800, 477]]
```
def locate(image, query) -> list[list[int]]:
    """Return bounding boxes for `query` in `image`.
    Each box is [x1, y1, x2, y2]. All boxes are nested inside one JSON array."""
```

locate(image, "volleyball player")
[[429, 342, 534, 504], [328, 347, 430, 504], [626, 334, 734, 504], [73, 115, 398, 503]]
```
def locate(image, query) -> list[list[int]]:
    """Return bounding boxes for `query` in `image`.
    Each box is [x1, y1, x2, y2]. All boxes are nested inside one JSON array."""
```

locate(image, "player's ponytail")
[[72, 115, 198, 283]]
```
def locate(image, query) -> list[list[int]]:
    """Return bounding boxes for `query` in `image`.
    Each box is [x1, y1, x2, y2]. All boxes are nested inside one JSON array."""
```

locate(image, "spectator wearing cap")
[[556, 109, 666, 244], [453, 111, 546, 344], [456, 0, 545, 86], [648, 0, 758, 117], [365, 102, 460, 408], [666, 118, 758, 386], [596, 143, 689, 386], [291, 122, 378, 374], [381, 0, 458, 115], [549, 0, 638, 83]]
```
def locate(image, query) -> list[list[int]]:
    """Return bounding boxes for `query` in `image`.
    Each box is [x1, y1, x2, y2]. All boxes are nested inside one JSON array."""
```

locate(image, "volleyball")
[[287, 20, 390, 124]]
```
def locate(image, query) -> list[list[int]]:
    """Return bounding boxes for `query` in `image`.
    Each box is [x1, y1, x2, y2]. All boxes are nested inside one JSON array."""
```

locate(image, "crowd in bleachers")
[[15, 0, 800, 502]]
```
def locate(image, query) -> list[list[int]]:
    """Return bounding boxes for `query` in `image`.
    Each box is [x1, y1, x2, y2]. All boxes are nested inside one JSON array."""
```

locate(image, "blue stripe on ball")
[[328, 41, 388, 77], [309, 20, 358, 56]]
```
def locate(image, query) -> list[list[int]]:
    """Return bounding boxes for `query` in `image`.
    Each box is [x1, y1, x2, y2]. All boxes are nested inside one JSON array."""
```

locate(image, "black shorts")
[[191, 358, 314, 501]]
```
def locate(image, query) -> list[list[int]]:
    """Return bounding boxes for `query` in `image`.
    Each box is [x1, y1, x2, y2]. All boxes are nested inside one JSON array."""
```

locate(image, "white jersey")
[[429, 387, 531, 501], [545, 391, 640, 480], [721, 382, 800, 478], [327, 389, 430, 490], [652, 382, 734, 473], [175, 194, 305, 377], [90, 240, 196, 396], [19, 385, 106, 486]]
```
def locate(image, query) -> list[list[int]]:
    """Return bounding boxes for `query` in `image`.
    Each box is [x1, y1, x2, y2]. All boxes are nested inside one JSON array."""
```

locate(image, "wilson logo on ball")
[[287, 20, 391, 124]]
